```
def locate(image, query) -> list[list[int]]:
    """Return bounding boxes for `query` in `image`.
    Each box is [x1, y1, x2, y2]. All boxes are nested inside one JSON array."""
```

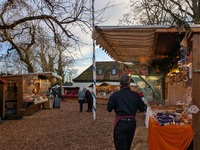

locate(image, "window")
[[98, 69, 103, 75], [97, 68, 103, 76], [111, 68, 117, 76]]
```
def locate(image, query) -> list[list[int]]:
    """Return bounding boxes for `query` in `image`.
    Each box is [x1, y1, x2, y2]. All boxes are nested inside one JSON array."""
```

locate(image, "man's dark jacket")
[[107, 86, 146, 116], [85, 90, 93, 103]]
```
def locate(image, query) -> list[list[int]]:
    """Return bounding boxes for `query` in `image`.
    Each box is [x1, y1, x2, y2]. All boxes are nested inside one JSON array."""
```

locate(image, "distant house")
[[73, 61, 137, 91]]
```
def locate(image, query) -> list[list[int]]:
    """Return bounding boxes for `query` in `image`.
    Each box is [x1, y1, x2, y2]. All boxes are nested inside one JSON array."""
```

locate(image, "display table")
[[148, 116, 193, 150], [62, 95, 78, 102], [34, 98, 48, 104]]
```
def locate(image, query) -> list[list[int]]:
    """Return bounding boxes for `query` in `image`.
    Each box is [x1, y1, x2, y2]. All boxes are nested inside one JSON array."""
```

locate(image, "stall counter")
[[148, 116, 193, 150]]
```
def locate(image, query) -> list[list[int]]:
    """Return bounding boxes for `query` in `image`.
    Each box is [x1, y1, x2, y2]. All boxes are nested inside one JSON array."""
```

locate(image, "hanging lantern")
[[140, 53, 148, 64], [155, 65, 160, 73]]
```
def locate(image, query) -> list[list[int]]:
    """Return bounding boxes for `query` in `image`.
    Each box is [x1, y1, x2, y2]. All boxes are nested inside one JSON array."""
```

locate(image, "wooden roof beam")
[[156, 27, 200, 33]]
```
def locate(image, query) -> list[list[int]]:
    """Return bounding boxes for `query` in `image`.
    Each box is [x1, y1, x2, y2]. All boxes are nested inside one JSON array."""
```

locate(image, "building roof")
[[73, 61, 127, 82]]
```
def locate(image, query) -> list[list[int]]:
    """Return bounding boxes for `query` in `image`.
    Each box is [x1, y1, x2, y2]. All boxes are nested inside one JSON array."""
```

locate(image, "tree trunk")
[[27, 62, 34, 73]]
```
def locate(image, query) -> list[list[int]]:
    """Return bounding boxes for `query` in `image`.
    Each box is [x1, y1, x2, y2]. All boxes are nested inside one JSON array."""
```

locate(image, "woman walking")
[[77, 88, 85, 112]]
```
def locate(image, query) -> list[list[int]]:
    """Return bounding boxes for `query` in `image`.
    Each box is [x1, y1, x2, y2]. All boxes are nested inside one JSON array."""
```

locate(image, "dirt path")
[[0, 101, 148, 150]]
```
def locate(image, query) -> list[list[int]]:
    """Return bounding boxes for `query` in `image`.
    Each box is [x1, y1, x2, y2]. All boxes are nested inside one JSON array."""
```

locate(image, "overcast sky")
[[72, 0, 130, 78]]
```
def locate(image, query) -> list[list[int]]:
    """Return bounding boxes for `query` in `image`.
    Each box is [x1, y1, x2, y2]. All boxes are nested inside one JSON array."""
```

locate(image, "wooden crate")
[[43, 98, 54, 109]]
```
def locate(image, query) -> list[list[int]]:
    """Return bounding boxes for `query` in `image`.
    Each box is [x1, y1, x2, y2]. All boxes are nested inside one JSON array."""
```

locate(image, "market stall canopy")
[[37, 72, 62, 80], [94, 25, 200, 66], [99, 82, 110, 87], [1, 72, 62, 80], [88, 83, 102, 88]]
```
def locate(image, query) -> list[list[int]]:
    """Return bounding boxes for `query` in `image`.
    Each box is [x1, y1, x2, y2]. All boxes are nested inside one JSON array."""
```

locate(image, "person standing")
[[107, 75, 146, 150], [83, 88, 93, 112], [77, 88, 85, 112]]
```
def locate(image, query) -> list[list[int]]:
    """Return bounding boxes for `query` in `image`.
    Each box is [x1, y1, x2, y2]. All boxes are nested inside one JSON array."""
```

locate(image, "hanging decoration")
[[155, 65, 160, 74], [153, 54, 168, 60], [139, 67, 149, 75], [26, 75, 37, 86], [119, 70, 131, 76], [177, 31, 192, 87]]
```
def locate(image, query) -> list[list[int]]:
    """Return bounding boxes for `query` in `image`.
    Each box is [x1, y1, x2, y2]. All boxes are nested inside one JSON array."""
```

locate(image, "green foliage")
[[152, 49, 179, 76]]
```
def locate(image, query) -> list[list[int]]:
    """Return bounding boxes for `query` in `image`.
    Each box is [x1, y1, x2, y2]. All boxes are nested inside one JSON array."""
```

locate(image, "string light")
[[153, 54, 168, 60], [75, 57, 92, 61]]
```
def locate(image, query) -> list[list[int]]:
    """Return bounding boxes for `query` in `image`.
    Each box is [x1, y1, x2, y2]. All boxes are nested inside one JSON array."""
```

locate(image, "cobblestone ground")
[[0, 101, 148, 150]]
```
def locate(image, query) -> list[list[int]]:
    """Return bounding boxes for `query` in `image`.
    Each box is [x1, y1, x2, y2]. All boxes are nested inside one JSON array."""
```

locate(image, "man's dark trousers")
[[114, 119, 136, 150], [88, 102, 93, 111]]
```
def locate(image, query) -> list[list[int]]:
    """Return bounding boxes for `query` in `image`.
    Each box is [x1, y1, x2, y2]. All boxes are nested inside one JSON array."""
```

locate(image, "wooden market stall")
[[0, 72, 61, 118], [61, 86, 80, 102], [89, 82, 137, 105], [94, 82, 119, 105], [94, 25, 200, 149]]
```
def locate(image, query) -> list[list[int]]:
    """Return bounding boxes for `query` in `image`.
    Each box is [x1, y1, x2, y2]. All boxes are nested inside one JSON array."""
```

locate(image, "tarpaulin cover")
[[131, 75, 163, 104]]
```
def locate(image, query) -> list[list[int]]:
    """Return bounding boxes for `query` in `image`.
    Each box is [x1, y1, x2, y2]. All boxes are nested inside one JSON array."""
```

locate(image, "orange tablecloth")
[[148, 116, 193, 150]]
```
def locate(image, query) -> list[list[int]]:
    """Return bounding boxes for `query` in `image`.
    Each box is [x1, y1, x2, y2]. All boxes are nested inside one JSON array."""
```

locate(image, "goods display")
[[0, 72, 59, 117]]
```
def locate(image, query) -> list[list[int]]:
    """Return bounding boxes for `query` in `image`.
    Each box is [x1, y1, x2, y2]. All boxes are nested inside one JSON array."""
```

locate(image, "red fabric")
[[138, 92, 144, 97], [71, 91, 75, 95], [119, 70, 123, 75], [114, 114, 136, 128], [126, 69, 130, 75], [113, 114, 136, 149]]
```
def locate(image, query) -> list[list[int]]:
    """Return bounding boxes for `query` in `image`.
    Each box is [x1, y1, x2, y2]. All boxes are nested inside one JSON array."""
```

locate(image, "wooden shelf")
[[34, 98, 48, 105], [20, 109, 26, 112]]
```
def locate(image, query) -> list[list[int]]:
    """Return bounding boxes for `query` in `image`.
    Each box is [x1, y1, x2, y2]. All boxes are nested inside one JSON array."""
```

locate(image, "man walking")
[[107, 74, 146, 150], [83, 88, 93, 112]]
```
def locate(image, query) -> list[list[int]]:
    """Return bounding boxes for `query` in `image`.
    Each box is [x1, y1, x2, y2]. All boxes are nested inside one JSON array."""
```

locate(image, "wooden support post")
[[0, 85, 5, 118], [192, 34, 200, 150]]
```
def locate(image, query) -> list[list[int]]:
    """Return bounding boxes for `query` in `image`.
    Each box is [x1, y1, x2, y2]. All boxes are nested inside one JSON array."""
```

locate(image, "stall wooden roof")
[[0, 78, 7, 85], [0, 72, 62, 80], [94, 25, 200, 66]]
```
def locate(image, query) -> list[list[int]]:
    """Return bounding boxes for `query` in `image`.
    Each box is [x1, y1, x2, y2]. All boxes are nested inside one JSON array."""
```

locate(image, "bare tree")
[[0, 0, 113, 72], [65, 68, 77, 83], [119, 0, 173, 25], [55, 45, 76, 83], [120, 0, 198, 26]]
